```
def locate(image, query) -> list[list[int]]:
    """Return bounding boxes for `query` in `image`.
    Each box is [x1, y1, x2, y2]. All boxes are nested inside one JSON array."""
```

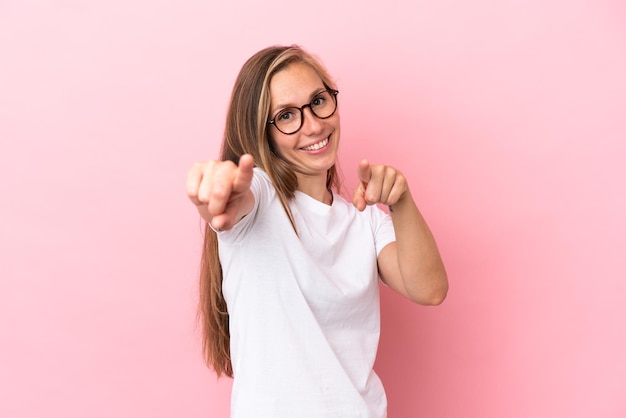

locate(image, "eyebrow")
[[270, 87, 327, 115]]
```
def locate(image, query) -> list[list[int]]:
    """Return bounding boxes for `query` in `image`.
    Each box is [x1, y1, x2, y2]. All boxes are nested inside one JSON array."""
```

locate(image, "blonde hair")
[[199, 45, 341, 377]]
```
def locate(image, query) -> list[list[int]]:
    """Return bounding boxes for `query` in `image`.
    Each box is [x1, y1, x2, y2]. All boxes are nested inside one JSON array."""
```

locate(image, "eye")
[[277, 109, 295, 121], [311, 95, 326, 107]]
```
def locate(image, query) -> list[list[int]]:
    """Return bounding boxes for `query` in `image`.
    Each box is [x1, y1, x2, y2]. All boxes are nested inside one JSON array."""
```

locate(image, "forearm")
[[389, 190, 448, 305]]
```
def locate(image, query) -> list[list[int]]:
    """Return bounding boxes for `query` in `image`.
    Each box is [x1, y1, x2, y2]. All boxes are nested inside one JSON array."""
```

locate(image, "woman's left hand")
[[354, 159, 449, 305], [352, 160, 408, 211]]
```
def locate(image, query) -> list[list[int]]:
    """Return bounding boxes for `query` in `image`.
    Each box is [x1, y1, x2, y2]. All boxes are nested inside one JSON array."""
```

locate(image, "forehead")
[[269, 62, 325, 107]]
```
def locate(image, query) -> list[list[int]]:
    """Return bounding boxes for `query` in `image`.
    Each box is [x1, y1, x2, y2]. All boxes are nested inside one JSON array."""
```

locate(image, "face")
[[267, 62, 340, 183]]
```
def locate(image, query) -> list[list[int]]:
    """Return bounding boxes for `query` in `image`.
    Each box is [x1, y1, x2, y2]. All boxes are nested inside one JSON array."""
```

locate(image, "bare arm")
[[186, 154, 255, 231], [353, 160, 448, 305]]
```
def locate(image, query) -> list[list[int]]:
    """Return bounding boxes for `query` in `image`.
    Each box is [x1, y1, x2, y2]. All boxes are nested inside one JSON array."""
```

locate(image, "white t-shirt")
[[218, 168, 396, 418]]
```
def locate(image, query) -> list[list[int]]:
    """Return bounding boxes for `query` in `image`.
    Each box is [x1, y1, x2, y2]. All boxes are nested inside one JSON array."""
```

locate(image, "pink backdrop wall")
[[1, 1, 625, 417]]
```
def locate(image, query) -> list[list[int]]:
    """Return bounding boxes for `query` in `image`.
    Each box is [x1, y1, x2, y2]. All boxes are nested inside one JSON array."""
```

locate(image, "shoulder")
[[334, 193, 389, 217], [251, 167, 275, 199], [330, 194, 391, 229], [252, 167, 271, 185]]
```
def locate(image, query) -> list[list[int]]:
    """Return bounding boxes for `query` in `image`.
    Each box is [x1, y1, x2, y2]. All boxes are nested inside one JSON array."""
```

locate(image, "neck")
[[296, 172, 332, 205]]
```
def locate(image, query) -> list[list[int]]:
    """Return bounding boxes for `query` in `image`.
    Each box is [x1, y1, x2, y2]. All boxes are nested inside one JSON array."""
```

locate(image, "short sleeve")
[[371, 206, 396, 257]]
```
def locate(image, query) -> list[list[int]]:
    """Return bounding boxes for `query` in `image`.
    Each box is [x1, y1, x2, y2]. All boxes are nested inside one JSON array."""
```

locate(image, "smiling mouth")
[[301, 136, 329, 151]]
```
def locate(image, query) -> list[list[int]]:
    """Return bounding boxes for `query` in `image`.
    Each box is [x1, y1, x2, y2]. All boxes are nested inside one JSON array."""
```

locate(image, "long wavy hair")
[[199, 45, 341, 377]]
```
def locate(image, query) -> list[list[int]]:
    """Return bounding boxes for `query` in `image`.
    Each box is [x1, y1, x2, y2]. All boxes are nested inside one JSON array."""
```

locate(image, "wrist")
[[388, 189, 415, 216]]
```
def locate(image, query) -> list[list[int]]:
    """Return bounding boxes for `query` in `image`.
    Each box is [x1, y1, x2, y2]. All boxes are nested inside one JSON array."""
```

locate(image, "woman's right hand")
[[186, 154, 255, 231]]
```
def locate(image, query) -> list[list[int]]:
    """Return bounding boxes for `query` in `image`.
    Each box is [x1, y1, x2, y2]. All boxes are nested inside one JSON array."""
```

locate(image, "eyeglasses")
[[267, 89, 339, 135]]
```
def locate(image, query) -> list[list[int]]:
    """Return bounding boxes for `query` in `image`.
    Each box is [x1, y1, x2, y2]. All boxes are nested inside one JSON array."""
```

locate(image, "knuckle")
[[192, 161, 210, 174]]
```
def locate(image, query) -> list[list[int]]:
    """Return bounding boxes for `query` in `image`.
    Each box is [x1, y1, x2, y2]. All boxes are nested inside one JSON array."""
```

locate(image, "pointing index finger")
[[357, 159, 371, 184], [233, 154, 254, 191]]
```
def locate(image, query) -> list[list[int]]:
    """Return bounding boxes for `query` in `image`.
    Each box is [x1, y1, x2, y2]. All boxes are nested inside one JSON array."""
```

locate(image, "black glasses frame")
[[267, 89, 339, 135]]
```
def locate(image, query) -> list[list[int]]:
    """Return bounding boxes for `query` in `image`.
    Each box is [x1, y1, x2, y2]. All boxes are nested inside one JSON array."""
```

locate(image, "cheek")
[[331, 114, 341, 133], [332, 118, 340, 138]]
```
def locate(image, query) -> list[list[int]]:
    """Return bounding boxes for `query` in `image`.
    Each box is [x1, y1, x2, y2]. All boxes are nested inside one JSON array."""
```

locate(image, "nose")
[[300, 106, 324, 135]]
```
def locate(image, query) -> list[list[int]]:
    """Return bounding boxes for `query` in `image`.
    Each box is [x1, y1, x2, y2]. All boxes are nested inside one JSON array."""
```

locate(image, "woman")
[[186, 45, 448, 417]]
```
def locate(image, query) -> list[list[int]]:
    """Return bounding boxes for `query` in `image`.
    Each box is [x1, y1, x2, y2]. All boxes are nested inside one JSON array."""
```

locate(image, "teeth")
[[302, 137, 329, 151]]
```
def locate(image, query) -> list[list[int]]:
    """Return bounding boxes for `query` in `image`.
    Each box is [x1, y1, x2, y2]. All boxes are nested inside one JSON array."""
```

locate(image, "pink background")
[[1, 0, 625, 417]]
